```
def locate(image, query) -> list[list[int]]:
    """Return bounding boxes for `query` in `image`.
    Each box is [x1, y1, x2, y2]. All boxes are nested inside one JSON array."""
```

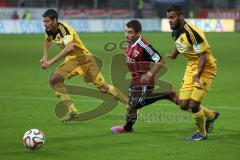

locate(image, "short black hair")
[[166, 4, 183, 15], [42, 9, 58, 20], [126, 20, 142, 33]]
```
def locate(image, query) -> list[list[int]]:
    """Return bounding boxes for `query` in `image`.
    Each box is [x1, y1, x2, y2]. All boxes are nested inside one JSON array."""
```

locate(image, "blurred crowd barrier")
[[0, 18, 236, 34], [197, 8, 240, 31], [161, 18, 235, 32], [198, 9, 239, 19]]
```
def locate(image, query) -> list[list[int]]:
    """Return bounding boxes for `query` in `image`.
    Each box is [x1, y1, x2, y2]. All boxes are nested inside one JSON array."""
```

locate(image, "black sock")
[[140, 92, 170, 107], [124, 112, 137, 132]]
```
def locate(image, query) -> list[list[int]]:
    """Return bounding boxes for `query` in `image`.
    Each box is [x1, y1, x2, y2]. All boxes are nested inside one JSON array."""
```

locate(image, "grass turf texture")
[[0, 32, 240, 160]]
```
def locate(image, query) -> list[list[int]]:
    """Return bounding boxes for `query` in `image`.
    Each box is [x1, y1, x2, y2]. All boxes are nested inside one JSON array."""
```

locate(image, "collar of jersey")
[[131, 36, 141, 48]]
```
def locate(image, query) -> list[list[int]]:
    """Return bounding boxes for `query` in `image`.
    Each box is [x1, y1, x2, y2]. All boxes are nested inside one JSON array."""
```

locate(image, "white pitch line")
[[0, 95, 240, 110], [0, 95, 100, 103]]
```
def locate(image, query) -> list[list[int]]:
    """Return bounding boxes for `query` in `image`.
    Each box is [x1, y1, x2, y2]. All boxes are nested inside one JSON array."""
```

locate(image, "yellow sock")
[[108, 85, 128, 104], [53, 83, 79, 113], [201, 106, 215, 120], [193, 107, 207, 136], [69, 103, 78, 112], [56, 93, 78, 112]]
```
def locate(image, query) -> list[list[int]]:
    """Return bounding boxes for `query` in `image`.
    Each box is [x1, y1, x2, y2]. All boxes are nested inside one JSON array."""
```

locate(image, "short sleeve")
[[142, 44, 162, 63], [185, 25, 207, 53], [58, 23, 73, 45]]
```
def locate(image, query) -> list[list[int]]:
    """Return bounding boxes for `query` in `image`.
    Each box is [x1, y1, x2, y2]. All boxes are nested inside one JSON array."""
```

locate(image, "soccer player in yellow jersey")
[[40, 9, 127, 122], [166, 4, 219, 140]]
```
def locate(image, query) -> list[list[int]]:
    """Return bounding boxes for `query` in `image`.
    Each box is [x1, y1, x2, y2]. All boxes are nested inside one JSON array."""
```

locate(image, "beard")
[[171, 18, 182, 30]]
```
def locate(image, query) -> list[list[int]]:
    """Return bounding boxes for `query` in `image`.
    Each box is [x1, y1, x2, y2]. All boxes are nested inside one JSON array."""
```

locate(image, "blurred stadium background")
[[0, 0, 239, 33]]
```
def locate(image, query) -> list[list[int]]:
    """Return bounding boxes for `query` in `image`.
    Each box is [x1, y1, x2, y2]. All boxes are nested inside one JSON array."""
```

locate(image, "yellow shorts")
[[179, 64, 216, 102], [54, 55, 105, 87]]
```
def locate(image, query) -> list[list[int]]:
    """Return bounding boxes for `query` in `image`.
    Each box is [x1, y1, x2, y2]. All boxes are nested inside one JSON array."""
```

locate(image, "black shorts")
[[128, 84, 154, 109]]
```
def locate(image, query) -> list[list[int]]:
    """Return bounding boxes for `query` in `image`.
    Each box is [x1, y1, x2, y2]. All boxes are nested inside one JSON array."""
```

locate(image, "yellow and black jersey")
[[172, 21, 217, 78], [172, 21, 216, 62], [45, 21, 91, 60]]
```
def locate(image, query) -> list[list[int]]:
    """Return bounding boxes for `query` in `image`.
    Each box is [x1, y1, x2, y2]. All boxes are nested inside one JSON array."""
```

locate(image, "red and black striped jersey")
[[125, 36, 162, 86]]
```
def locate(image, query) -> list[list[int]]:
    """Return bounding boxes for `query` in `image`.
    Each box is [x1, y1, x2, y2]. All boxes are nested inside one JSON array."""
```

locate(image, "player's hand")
[[41, 60, 54, 69], [140, 73, 152, 84], [165, 53, 177, 60], [39, 56, 47, 65]]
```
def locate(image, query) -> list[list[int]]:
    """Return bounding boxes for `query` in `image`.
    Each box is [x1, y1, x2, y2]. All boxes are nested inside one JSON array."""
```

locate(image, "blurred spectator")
[[19, 0, 27, 7], [22, 10, 32, 20], [136, 0, 144, 18], [11, 10, 19, 19], [189, 9, 194, 18]]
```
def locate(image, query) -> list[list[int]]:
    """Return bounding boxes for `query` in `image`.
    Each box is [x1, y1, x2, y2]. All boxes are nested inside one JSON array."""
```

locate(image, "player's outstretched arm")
[[140, 59, 165, 84], [50, 42, 74, 63], [149, 59, 165, 76], [140, 44, 164, 84], [41, 42, 74, 69], [40, 38, 51, 65], [165, 47, 179, 60]]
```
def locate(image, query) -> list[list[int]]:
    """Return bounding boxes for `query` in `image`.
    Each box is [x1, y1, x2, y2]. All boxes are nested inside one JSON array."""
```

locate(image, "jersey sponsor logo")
[[151, 53, 160, 62], [133, 50, 139, 57], [63, 36, 70, 44], [126, 56, 135, 63], [175, 43, 189, 52], [53, 36, 65, 48]]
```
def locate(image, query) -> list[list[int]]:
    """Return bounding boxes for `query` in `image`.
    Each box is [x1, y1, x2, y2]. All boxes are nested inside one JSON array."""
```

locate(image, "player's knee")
[[179, 105, 189, 111], [188, 99, 201, 113], [98, 84, 108, 93], [179, 100, 189, 111], [189, 104, 200, 113], [49, 74, 64, 87]]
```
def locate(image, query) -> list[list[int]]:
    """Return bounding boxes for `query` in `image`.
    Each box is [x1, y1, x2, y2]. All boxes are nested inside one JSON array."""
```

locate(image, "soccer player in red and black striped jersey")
[[111, 20, 179, 133]]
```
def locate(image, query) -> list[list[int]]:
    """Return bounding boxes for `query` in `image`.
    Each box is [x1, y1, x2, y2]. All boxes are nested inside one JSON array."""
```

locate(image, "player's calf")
[[205, 111, 220, 133], [167, 89, 179, 105]]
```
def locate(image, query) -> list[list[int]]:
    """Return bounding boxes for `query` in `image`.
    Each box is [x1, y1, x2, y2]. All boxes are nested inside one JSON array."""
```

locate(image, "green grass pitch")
[[0, 32, 240, 160]]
